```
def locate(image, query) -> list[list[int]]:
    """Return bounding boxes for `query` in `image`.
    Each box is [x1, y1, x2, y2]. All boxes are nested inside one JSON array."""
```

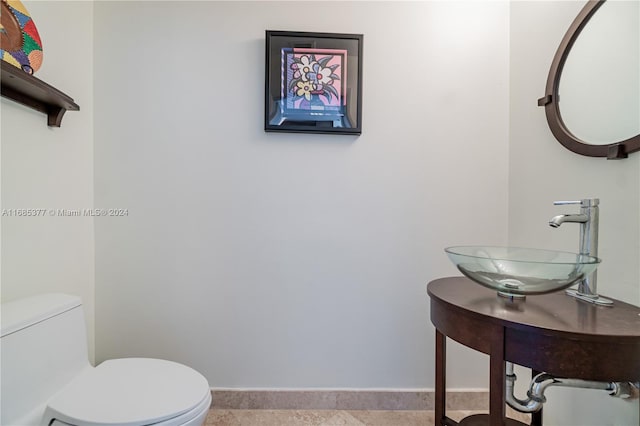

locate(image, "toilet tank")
[[1, 294, 92, 426]]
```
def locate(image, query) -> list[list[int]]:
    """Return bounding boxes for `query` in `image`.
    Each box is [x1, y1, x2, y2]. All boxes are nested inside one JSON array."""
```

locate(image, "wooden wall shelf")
[[1, 61, 79, 127]]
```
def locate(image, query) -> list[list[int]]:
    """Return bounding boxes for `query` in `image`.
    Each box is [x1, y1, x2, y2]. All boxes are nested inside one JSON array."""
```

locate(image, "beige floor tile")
[[205, 409, 243, 426], [206, 408, 528, 425], [228, 409, 339, 426], [318, 411, 366, 426], [347, 409, 433, 426]]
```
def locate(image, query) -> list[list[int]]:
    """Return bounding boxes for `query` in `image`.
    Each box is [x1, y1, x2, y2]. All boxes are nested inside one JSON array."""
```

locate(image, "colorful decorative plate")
[[0, 0, 42, 74]]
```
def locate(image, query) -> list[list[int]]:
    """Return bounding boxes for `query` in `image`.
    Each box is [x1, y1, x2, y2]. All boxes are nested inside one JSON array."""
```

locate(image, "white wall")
[[94, 1, 510, 389], [509, 2, 640, 425], [1, 1, 95, 361]]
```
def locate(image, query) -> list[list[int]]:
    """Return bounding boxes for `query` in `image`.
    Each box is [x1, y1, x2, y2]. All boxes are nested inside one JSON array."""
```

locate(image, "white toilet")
[[1, 293, 212, 426]]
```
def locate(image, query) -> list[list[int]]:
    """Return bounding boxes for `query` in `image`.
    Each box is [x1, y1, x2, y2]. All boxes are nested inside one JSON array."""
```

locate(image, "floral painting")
[[281, 48, 347, 118], [265, 31, 363, 135]]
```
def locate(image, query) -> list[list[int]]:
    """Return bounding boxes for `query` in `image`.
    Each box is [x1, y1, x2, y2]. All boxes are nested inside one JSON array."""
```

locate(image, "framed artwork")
[[265, 30, 363, 135]]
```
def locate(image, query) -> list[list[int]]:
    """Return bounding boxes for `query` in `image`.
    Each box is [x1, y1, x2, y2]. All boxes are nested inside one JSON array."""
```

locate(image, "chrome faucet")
[[549, 199, 613, 306]]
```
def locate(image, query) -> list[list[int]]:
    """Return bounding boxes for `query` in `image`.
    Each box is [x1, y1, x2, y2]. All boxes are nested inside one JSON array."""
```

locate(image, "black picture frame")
[[265, 30, 363, 135]]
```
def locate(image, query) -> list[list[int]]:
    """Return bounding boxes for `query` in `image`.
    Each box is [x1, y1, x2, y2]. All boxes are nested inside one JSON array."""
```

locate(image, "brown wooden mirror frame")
[[538, 0, 640, 159]]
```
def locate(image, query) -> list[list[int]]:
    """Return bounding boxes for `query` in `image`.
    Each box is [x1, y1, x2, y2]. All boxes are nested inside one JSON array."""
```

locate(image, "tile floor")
[[206, 409, 530, 425]]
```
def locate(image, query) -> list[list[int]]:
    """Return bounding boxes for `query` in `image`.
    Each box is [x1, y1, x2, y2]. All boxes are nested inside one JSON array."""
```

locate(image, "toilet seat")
[[43, 358, 211, 426]]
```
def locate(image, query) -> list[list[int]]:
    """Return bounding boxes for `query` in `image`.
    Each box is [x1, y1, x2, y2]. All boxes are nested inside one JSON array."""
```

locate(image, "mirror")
[[538, 0, 640, 159], [560, 1, 639, 145]]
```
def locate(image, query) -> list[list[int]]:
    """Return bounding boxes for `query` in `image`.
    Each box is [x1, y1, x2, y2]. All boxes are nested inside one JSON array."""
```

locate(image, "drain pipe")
[[505, 362, 637, 413]]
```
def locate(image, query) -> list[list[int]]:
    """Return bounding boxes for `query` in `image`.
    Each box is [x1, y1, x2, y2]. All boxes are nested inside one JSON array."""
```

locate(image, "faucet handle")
[[553, 199, 599, 207], [553, 200, 582, 206]]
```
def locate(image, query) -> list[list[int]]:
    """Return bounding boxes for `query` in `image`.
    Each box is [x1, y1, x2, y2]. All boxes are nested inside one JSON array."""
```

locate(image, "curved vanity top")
[[428, 276, 640, 382], [428, 276, 640, 342]]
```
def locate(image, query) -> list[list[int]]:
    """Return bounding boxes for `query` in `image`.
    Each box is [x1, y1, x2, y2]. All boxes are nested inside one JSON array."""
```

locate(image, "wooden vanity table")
[[428, 277, 640, 426]]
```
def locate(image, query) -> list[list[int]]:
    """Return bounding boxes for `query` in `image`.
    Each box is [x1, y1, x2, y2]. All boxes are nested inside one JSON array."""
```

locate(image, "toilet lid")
[[45, 358, 210, 426]]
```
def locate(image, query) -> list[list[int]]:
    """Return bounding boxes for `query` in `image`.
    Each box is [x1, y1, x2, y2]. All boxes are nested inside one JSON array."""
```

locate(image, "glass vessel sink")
[[445, 246, 600, 297]]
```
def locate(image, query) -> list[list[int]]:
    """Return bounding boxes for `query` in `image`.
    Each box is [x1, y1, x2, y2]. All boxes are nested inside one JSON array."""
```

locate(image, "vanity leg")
[[489, 327, 506, 426], [435, 330, 447, 425], [530, 369, 543, 426]]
